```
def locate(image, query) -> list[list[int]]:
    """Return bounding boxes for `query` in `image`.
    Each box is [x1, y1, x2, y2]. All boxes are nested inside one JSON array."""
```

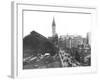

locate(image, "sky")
[[23, 10, 91, 38]]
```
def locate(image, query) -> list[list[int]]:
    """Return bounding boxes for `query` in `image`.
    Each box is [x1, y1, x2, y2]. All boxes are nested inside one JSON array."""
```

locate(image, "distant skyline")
[[23, 11, 91, 38]]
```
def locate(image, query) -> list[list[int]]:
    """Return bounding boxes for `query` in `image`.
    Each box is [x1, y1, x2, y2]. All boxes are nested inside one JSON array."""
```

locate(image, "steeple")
[[52, 17, 56, 36], [52, 17, 56, 27]]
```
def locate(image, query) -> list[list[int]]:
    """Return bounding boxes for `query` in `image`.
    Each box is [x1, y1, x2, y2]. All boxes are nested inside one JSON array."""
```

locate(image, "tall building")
[[52, 17, 56, 36], [49, 17, 58, 48], [65, 35, 84, 48], [87, 32, 91, 46]]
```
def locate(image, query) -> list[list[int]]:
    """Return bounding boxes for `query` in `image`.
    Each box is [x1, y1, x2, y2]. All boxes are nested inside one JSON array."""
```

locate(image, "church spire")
[[52, 17, 56, 36], [52, 17, 56, 27]]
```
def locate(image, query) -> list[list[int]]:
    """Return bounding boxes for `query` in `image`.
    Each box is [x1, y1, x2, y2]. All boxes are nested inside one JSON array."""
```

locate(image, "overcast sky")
[[23, 11, 91, 38]]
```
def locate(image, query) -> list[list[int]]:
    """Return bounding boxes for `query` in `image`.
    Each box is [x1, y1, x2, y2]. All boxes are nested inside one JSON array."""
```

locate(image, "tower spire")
[[52, 17, 56, 36], [52, 17, 56, 27]]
